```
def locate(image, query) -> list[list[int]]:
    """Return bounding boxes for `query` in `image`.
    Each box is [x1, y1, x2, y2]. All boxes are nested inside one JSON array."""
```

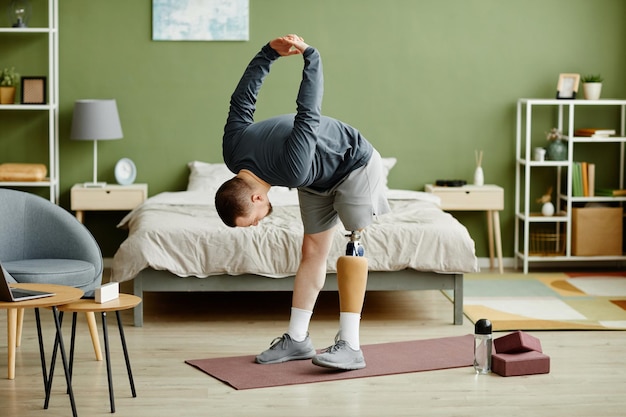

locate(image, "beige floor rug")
[[446, 271, 626, 331]]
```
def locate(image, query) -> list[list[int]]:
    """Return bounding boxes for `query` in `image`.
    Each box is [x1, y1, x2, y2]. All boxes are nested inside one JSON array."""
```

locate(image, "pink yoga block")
[[494, 330, 542, 354], [492, 351, 550, 377]]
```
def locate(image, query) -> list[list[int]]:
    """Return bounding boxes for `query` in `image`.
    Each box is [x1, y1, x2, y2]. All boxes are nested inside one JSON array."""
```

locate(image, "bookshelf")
[[514, 99, 626, 273], [0, 0, 59, 203]]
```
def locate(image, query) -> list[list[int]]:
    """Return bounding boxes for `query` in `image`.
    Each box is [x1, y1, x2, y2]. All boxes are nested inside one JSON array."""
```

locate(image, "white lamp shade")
[[70, 99, 123, 140]]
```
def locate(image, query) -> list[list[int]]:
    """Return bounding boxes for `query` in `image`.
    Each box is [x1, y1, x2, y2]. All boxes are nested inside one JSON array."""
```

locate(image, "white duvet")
[[111, 189, 478, 282]]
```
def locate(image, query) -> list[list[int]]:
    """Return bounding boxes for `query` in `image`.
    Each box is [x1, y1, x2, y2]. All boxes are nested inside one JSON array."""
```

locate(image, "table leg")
[[46, 312, 74, 400], [116, 311, 137, 397], [16, 308, 24, 347], [35, 309, 48, 392], [45, 308, 78, 417], [7, 308, 17, 380], [487, 210, 495, 270], [67, 313, 78, 394], [493, 210, 504, 274], [85, 312, 103, 361], [44, 313, 61, 409], [102, 311, 115, 413]]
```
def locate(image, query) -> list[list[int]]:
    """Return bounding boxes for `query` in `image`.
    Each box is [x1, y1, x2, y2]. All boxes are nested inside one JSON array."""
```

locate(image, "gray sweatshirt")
[[222, 44, 373, 192]]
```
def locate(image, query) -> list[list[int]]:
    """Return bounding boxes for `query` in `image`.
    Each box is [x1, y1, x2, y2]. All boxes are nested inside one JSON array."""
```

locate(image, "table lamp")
[[70, 99, 123, 187]]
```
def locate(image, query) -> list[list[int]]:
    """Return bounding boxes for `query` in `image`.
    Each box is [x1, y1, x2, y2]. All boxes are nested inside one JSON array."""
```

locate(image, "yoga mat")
[[186, 334, 474, 390]]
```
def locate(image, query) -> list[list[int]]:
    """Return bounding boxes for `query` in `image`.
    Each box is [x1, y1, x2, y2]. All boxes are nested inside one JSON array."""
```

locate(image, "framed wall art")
[[21, 76, 47, 104], [152, 0, 249, 41], [556, 73, 580, 99]]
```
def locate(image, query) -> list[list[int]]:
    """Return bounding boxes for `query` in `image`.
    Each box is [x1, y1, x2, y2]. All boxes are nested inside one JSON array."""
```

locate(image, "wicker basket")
[[530, 229, 565, 256]]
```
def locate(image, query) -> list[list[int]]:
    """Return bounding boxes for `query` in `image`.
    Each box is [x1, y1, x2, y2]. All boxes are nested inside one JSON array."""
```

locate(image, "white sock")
[[339, 312, 361, 349], [287, 307, 313, 342]]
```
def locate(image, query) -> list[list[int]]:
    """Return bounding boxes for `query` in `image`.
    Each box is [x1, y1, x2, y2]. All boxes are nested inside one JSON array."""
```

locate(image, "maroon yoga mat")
[[186, 334, 474, 390]]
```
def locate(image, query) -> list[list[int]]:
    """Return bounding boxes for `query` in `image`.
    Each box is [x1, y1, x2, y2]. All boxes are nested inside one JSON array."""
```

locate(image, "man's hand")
[[269, 34, 309, 56]]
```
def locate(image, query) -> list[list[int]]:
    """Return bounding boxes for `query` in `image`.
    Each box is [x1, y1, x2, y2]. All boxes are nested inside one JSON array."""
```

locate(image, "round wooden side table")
[[53, 293, 142, 413], [1, 283, 84, 417]]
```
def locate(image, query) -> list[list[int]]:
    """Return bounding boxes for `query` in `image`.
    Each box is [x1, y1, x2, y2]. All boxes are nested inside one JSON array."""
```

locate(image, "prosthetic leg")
[[312, 231, 368, 370], [337, 231, 368, 320]]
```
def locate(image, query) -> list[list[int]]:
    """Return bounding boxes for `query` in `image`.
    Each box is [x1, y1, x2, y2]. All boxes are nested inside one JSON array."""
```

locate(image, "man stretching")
[[215, 34, 389, 370]]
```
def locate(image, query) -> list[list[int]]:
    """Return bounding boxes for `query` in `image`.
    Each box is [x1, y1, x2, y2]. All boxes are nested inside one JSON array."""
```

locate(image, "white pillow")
[[381, 157, 397, 189], [186, 161, 234, 195], [186, 157, 397, 195]]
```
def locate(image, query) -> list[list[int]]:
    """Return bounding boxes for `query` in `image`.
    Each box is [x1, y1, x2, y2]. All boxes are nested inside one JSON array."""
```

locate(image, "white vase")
[[583, 83, 602, 100], [541, 202, 555, 217], [473, 167, 484, 186]]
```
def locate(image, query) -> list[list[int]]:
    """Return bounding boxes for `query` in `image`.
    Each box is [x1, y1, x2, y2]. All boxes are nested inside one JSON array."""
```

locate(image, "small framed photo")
[[21, 76, 47, 104], [556, 73, 580, 99]]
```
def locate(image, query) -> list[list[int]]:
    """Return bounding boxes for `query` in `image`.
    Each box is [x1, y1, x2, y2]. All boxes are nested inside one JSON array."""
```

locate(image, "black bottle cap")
[[475, 318, 492, 335]]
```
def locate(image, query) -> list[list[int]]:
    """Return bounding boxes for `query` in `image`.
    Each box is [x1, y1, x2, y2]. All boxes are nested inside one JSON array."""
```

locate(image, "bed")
[[111, 161, 479, 326]]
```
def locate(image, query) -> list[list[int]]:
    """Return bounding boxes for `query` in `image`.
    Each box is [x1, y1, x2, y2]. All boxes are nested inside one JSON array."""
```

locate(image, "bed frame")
[[131, 268, 463, 327]]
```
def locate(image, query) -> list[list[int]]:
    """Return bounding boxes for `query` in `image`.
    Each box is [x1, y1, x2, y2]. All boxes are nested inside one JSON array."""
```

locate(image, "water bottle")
[[474, 318, 492, 374]]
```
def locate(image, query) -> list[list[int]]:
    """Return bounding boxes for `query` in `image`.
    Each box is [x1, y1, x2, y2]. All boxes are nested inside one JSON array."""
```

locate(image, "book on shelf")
[[587, 163, 595, 197], [574, 128, 616, 138], [571, 161, 596, 197], [581, 162, 589, 197], [595, 188, 626, 197], [572, 162, 583, 197]]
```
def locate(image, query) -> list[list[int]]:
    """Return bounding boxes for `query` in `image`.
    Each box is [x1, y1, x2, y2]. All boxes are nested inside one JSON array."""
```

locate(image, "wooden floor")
[[1, 270, 625, 417]]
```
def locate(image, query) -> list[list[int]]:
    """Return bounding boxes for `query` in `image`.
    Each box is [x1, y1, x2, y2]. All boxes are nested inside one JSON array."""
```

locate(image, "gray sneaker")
[[255, 333, 316, 364], [312, 338, 366, 370]]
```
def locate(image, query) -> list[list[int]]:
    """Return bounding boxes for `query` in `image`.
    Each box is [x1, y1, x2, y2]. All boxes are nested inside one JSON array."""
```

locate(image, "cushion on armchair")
[[2, 259, 97, 289]]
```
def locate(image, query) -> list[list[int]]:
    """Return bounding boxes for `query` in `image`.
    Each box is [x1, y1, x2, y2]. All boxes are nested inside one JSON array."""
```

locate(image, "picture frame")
[[556, 73, 580, 99], [152, 0, 249, 41], [21, 76, 47, 104]]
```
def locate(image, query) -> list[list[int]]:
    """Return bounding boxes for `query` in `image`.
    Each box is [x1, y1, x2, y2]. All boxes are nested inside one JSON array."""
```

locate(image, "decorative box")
[[492, 351, 550, 377], [572, 207, 622, 256], [494, 330, 542, 354]]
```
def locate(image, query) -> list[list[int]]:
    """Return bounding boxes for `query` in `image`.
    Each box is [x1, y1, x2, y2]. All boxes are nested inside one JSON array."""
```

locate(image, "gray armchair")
[[0, 188, 104, 373]]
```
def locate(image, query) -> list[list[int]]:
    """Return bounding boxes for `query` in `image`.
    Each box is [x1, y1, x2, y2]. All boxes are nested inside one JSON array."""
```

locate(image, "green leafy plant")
[[0, 67, 20, 87], [581, 74, 603, 83]]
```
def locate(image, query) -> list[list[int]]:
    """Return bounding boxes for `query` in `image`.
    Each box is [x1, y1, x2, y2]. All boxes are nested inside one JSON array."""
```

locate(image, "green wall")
[[3, 0, 626, 257]]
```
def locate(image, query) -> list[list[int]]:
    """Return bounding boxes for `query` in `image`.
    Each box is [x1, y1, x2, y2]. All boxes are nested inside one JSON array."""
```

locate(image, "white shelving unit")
[[0, 0, 59, 203], [514, 98, 626, 273]]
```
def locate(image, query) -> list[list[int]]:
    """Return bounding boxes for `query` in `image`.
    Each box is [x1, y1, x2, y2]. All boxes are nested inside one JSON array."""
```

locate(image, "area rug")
[[186, 334, 474, 390], [447, 272, 626, 331]]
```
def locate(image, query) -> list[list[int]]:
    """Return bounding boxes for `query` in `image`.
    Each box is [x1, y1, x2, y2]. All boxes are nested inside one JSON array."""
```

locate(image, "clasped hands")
[[269, 34, 309, 56]]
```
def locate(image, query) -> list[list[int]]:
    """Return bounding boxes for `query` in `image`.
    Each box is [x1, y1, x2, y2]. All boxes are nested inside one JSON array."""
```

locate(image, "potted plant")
[[581, 74, 603, 100], [545, 127, 567, 161], [0, 67, 20, 104]]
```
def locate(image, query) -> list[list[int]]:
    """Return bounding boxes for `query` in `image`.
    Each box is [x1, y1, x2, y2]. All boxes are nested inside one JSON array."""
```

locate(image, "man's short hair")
[[215, 177, 252, 227]]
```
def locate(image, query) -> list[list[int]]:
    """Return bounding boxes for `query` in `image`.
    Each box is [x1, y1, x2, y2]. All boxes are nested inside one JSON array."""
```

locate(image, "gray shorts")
[[298, 150, 391, 234]]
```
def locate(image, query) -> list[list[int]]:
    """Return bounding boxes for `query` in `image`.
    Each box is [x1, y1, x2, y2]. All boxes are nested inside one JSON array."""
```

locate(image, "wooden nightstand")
[[425, 184, 504, 273], [71, 184, 148, 223]]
